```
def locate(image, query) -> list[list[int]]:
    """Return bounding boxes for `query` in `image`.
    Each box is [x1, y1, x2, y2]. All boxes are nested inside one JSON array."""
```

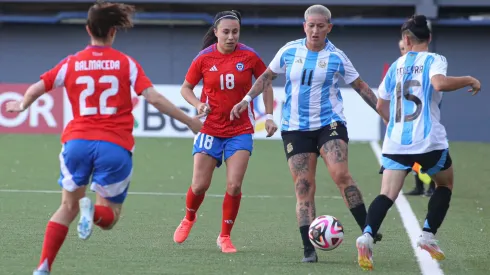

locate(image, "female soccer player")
[[5, 2, 202, 274], [397, 38, 437, 197], [172, 10, 277, 253], [231, 4, 382, 263], [356, 15, 480, 270]]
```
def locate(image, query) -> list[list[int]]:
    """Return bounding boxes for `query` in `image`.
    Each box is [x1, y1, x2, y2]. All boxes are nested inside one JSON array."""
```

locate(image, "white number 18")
[[220, 73, 235, 90]]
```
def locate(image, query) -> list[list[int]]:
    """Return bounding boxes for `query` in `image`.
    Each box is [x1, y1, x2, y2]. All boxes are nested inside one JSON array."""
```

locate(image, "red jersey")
[[185, 43, 267, 138], [41, 46, 152, 152]]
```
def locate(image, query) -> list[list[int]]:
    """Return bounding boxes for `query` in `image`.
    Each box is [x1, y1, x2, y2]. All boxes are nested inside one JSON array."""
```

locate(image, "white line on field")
[[369, 141, 444, 275], [0, 189, 343, 200]]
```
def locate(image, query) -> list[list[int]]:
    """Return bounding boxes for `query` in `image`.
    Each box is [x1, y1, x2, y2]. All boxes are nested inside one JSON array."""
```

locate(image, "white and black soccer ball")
[[308, 215, 344, 251]]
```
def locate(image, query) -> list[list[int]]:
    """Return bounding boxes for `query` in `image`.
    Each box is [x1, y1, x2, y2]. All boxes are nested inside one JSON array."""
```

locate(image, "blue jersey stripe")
[[320, 54, 340, 125], [281, 47, 298, 131], [298, 51, 318, 129], [401, 52, 418, 145], [422, 56, 434, 138], [386, 63, 396, 138]]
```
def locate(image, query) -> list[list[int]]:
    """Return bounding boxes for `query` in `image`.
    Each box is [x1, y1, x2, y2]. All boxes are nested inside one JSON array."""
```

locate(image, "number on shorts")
[[77, 75, 119, 116], [395, 80, 422, 123], [194, 133, 214, 150], [220, 73, 235, 90]]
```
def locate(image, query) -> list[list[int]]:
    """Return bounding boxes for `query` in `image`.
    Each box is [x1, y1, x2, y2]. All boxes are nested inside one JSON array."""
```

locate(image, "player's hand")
[[195, 102, 211, 117], [5, 100, 25, 112], [265, 119, 278, 137], [230, 100, 248, 120], [187, 117, 203, 134], [468, 77, 481, 95]]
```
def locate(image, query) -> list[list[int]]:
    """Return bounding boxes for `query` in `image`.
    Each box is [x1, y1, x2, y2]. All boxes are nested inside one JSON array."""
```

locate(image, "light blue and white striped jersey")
[[378, 51, 449, 154], [269, 38, 359, 132]]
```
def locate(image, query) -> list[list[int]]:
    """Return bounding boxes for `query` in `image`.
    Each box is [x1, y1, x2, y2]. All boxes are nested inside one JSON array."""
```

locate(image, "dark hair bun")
[[413, 15, 427, 27]]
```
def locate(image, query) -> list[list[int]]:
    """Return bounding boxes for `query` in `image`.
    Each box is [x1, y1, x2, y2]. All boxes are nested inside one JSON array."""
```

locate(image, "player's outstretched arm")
[[350, 77, 378, 112], [142, 87, 202, 134], [431, 75, 481, 95], [5, 80, 46, 112], [230, 68, 277, 121]]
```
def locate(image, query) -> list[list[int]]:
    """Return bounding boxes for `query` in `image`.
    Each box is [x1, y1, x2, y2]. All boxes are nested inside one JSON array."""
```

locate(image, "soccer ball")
[[308, 215, 344, 251]]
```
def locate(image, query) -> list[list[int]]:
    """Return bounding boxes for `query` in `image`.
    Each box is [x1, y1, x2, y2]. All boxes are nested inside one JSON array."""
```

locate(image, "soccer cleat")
[[417, 232, 446, 261], [173, 217, 196, 243], [373, 232, 383, 244], [33, 270, 50, 275], [77, 197, 95, 240], [356, 233, 374, 271], [216, 235, 237, 253], [301, 249, 318, 263]]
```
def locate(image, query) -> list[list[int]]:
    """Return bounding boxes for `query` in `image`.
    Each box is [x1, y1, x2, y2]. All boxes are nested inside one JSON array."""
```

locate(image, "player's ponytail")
[[201, 10, 242, 50], [87, 0, 136, 40], [401, 14, 431, 43]]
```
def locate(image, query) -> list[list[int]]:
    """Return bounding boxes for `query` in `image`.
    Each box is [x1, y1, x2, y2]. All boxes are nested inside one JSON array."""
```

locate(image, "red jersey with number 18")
[[40, 45, 153, 152], [185, 43, 267, 138]]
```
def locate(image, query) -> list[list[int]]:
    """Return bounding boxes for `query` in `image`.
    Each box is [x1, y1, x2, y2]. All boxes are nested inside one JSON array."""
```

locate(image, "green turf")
[[0, 135, 488, 274]]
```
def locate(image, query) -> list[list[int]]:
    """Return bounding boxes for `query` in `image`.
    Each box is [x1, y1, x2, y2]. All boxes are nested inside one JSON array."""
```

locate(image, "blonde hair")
[[304, 5, 331, 22]]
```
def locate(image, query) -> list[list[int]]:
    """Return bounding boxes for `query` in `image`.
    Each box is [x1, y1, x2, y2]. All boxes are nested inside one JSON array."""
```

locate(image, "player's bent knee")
[[330, 170, 352, 188], [190, 182, 210, 195]]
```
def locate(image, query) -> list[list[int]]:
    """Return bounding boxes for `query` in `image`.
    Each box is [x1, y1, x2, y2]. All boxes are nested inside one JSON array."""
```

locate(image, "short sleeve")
[[429, 54, 448, 79], [253, 56, 267, 79], [336, 51, 360, 85], [40, 57, 70, 92], [127, 56, 153, 95], [185, 57, 203, 86], [377, 63, 396, 100], [268, 46, 289, 74]]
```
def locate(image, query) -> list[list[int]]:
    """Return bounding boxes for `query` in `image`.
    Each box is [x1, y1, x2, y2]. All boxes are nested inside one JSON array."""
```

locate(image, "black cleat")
[[406, 187, 424, 196], [373, 233, 383, 244], [302, 249, 318, 263]]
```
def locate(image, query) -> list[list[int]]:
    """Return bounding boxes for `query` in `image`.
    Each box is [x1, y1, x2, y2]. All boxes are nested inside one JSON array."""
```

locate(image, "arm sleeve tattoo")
[[350, 77, 378, 112]]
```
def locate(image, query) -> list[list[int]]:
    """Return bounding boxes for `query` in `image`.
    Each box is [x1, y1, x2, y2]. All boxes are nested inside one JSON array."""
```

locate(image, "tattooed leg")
[[288, 153, 318, 258], [320, 140, 368, 230]]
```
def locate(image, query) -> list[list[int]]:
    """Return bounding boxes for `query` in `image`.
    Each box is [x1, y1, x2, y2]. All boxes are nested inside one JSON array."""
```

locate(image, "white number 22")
[[77, 75, 119, 116]]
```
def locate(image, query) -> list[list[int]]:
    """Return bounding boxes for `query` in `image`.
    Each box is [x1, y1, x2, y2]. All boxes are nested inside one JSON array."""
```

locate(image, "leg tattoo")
[[344, 185, 365, 209], [322, 139, 348, 164]]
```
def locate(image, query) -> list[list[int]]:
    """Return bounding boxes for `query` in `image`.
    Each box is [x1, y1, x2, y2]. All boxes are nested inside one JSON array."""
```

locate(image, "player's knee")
[[295, 177, 315, 200], [190, 182, 210, 195], [331, 170, 352, 188], [226, 180, 242, 196]]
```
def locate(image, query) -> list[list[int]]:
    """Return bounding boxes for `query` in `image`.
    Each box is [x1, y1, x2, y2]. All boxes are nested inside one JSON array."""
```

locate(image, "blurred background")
[[0, 0, 488, 141]]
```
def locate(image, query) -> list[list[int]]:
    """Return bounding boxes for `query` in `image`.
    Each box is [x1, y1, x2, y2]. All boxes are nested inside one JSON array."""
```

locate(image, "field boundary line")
[[0, 189, 343, 200], [369, 141, 444, 275]]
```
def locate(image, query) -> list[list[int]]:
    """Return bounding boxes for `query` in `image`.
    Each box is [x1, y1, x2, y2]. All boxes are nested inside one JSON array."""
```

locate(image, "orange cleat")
[[216, 235, 237, 253], [173, 217, 196, 244]]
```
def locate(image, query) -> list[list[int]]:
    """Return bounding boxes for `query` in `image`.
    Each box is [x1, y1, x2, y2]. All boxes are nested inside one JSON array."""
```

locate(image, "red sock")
[[94, 205, 115, 229], [185, 187, 205, 221], [37, 221, 69, 272], [220, 192, 242, 237]]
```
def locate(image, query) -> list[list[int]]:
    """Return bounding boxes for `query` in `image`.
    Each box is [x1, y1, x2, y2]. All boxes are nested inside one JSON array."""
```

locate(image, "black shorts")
[[281, 121, 349, 160], [379, 149, 452, 176]]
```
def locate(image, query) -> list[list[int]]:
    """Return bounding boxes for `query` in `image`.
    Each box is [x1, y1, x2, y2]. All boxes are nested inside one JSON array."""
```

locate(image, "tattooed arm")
[[230, 68, 278, 120], [247, 68, 278, 100], [350, 77, 378, 113]]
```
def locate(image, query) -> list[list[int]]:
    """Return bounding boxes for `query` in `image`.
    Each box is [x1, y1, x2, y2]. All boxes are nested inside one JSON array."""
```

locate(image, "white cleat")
[[33, 270, 50, 275], [356, 233, 374, 271], [77, 197, 95, 240], [417, 231, 446, 261]]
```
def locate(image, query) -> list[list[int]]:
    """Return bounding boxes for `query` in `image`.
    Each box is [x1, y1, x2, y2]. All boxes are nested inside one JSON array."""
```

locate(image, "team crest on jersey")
[[318, 60, 327, 68], [236, 62, 244, 71]]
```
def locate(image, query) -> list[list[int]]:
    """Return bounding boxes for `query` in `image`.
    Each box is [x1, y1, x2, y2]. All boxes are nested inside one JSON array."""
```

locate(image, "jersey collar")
[[302, 38, 331, 51]]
